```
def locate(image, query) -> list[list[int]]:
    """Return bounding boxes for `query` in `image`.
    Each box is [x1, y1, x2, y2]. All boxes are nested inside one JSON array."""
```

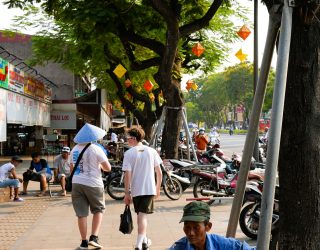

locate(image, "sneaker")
[[142, 238, 152, 250], [89, 235, 103, 248], [80, 240, 88, 249], [13, 197, 24, 202]]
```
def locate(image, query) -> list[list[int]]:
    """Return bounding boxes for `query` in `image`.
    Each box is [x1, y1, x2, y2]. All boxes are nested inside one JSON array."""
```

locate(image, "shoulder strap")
[[69, 143, 91, 179]]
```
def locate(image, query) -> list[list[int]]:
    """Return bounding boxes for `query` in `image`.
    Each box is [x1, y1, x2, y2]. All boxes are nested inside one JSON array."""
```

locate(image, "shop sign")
[[35, 80, 45, 99], [24, 75, 36, 97], [0, 58, 9, 89], [50, 111, 76, 129], [9, 64, 25, 93], [0, 88, 6, 141], [44, 86, 52, 102], [7, 92, 50, 127]]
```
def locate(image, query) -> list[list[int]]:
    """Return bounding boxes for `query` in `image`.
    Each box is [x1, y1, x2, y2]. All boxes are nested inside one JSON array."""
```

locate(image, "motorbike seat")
[[169, 159, 195, 168]]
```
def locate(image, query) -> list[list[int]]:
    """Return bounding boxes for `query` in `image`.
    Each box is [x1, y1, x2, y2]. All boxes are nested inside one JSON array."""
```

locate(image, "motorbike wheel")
[[239, 202, 260, 239], [163, 176, 183, 200], [193, 179, 217, 198], [106, 175, 125, 200]]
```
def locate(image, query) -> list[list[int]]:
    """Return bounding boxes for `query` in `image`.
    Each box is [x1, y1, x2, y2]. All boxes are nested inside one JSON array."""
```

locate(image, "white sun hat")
[[74, 123, 106, 144]]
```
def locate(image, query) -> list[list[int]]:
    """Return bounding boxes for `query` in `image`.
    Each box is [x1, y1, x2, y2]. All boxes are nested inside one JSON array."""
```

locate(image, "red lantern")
[[192, 42, 205, 57], [124, 79, 131, 88], [186, 80, 193, 91], [143, 80, 153, 92], [237, 25, 251, 40]]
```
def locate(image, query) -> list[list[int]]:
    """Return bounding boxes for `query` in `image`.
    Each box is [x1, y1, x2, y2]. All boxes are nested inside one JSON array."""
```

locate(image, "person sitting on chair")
[[54, 146, 72, 196], [21, 152, 52, 197]]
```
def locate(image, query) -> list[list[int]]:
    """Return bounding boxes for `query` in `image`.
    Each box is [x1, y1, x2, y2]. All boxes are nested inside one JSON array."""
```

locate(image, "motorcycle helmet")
[[199, 128, 205, 135]]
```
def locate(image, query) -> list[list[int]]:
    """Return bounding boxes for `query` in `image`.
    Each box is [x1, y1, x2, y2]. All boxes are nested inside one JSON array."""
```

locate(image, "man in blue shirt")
[[169, 201, 255, 250], [21, 152, 52, 196]]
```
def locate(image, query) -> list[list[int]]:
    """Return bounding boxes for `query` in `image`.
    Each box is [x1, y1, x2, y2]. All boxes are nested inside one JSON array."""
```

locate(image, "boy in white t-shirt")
[[123, 127, 163, 250], [0, 156, 24, 201]]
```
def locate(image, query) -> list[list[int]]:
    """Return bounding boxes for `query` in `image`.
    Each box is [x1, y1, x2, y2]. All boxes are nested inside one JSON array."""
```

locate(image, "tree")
[[6, 0, 247, 158], [262, 0, 320, 249]]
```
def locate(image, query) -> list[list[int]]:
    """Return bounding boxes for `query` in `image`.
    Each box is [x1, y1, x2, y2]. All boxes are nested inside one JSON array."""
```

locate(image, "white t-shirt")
[[122, 145, 162, 197], [0, 162, 14, 181], [54, 155, 71, 175], [70, 143, 109, 188]]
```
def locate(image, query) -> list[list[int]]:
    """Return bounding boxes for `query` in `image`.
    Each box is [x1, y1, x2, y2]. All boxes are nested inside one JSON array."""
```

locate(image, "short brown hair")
[[127, 127, 145, 142]]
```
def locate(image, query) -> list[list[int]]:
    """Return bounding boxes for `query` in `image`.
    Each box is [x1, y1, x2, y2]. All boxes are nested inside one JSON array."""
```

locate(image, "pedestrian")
[[21, 152, 52, 196], [169, 201, 255, 250], [70, 123, 111, 249], [0, 156, 24, 202], [54, 146, 71, 196], [195, 128, 209, 153], [123, 127, 163, 250]]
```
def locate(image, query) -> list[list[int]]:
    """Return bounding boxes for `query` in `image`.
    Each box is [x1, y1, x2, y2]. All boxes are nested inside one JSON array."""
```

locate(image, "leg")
[[40, 175, 47, 192], [136, 212, 148, 249], [78, 216, 88, 240], [23, 181, 28, 193], [91, 212, 103, 236]]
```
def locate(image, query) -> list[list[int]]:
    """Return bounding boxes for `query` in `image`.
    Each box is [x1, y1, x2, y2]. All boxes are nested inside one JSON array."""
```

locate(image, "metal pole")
[[252, 0, 260, 162], [226, 7, 281, 237], [182, 108, 198, 162], [149, 107, 166, 148], [256, 1, 293, 248]]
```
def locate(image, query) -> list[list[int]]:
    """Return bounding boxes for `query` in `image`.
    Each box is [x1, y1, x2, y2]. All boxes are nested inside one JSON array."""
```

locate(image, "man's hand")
[[124, 193, 132, 205], [18, 178, 23, 183]]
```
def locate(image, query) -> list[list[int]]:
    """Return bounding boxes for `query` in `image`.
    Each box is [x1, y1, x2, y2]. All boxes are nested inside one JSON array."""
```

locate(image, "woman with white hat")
[[70, 123, 111, 249]]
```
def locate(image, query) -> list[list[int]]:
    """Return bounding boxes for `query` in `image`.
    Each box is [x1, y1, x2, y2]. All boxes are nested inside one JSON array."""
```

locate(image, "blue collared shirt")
[[169, 234, 256, 250]]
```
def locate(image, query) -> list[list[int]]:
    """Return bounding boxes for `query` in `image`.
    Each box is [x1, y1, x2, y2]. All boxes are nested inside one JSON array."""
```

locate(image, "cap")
[[61, 146, 70, 153], [74, 123, 106, 144], [180, 201, 210, 223], [11, 155, 23, 163]]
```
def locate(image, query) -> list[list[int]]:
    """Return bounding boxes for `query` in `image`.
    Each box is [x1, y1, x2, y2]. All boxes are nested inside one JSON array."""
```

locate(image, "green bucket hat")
[[180, 201, 210, 223]]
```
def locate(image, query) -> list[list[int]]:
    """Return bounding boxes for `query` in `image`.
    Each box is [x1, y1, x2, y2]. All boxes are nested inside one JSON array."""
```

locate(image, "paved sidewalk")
[[0, 156, 256, 250]]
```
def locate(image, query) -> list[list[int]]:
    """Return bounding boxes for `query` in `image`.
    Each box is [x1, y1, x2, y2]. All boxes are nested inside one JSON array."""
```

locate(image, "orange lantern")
[[124, 79, 132, 88], [237, 25, 251, 40], [192, 42, 205, 57], [186, 80, 193, 91], [143, 80, 154, 92], [125, 93, 132, 100]]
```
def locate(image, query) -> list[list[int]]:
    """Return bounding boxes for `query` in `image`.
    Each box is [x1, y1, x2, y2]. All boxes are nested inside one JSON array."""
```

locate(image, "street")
[[0, 134, 256, 250]]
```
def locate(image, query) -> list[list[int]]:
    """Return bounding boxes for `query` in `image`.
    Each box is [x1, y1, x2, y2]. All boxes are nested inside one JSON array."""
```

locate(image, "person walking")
[[70, 123, 112, 249], [123, 127, 163, 250]]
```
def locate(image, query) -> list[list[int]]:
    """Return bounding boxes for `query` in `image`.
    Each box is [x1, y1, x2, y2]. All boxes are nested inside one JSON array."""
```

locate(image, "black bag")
[[65, 143, 91, 192], [119, 205, 134, 234]]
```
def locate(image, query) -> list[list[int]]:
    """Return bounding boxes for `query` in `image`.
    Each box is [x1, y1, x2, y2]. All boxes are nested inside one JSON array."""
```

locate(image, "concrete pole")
[[226, 7, 281, 237], [256, 1, 293, 249]]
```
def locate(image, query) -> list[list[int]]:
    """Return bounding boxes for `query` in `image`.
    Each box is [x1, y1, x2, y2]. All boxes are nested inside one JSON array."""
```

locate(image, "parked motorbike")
[[103, 165, 125, 200], [239, 181, 279, 239]]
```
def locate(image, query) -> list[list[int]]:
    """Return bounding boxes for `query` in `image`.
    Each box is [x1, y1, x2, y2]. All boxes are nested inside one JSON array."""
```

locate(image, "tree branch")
[[179, 0, 224, 37], [150, 0, 178, 28]]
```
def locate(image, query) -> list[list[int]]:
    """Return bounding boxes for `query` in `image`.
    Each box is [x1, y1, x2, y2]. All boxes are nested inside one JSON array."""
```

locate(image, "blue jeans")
[[0, 179, 20, 188]]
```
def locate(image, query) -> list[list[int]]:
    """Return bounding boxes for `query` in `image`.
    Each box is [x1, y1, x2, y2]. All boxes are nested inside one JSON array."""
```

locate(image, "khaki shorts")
[[133, 195, 154, 214], [72, 183, 105, 217]]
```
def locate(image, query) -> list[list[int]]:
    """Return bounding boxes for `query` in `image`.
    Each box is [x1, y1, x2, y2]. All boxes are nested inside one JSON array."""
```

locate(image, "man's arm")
[[100, 161, 111, 172], [10, 168, 22, 182], [155, 165, 163, 199], [124, 171, 132, 205]]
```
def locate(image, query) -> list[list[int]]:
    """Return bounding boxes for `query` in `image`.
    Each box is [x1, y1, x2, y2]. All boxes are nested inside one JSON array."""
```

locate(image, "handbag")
[[65, 143, 91, 192], [119, 205, 134, 234]]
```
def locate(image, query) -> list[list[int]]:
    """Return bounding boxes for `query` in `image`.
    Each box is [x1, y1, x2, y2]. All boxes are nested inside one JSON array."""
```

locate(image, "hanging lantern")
[[149, 93, 155, 102], [191, 82, 198, 91], [124, 79, 132, 88], [125, 93, 132, 100], [186, 80, 193, 91], [235, 49, 248, 62], [113, 64, 127, 78], [143, 79, 154, 92], [237, 25, 251, 40], [159, 91, 163, 97], [192, 42, 205, 57]]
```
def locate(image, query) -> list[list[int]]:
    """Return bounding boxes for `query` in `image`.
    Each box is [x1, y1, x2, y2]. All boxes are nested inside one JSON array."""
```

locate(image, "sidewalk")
[[0, 184, 256, 250]]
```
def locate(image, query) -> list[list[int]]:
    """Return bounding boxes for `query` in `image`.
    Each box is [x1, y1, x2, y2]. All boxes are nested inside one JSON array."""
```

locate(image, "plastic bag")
[[119, 205, 133, 234]]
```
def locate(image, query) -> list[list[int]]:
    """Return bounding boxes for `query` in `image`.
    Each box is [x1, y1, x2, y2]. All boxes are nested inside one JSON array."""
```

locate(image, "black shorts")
[[23, 171, 51, 182], [133, 195, 154, 214]]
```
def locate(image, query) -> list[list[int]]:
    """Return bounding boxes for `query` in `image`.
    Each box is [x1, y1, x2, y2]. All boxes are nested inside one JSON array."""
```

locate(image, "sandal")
[[20, 191, 28, 195], [37, 191, 46, 197]]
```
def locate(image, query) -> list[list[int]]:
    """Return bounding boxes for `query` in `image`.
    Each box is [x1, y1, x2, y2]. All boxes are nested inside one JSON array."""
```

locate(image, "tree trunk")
[[278, 7, 320, 249]]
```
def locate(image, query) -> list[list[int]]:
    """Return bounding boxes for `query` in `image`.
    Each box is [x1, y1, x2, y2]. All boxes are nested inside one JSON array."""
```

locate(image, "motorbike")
[[192, 153, 264, 199], [103, 165, 125, 200], [239, 181, 279, 240]]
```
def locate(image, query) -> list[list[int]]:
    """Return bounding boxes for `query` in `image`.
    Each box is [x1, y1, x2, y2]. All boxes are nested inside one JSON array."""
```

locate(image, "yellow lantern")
[[143, 80, 154, 92], [237, 25, 251, 40], [235, 49, 248, 62], [113, 64, 127, 78], [124, 79, 131, 88], [149, 93, 155, 102], [191, 82, 198, 91], [192, 42, 205, 57]]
